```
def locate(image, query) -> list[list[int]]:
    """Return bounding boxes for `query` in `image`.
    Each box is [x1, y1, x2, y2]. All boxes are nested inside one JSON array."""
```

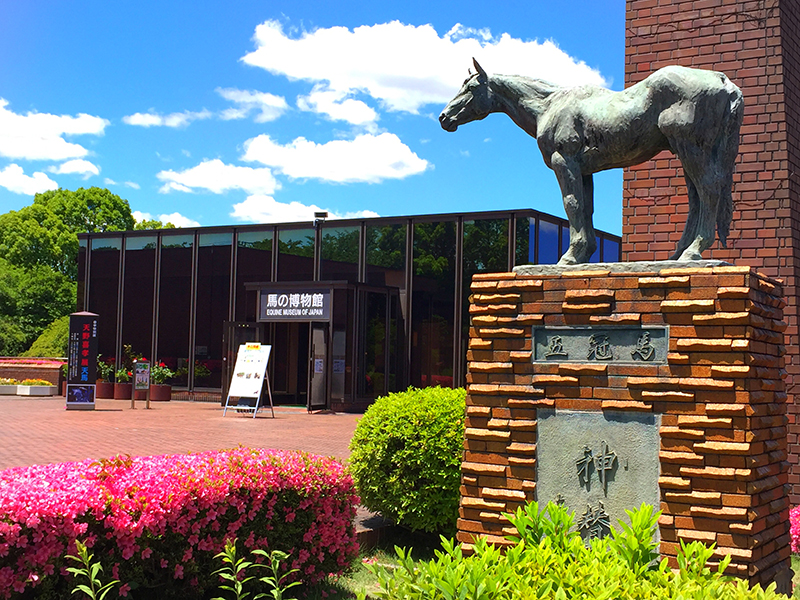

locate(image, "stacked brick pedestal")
[[461, 264, 790, 590]]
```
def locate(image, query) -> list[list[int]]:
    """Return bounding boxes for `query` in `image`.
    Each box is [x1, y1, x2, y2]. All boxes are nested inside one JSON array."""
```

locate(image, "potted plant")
[[113, 368, 133, 399], [149, 362, 175, 401], [95, 355, 115, 399]]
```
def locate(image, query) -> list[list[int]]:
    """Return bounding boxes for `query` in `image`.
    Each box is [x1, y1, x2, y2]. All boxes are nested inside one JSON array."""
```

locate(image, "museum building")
[[77, 208, 621, 411]]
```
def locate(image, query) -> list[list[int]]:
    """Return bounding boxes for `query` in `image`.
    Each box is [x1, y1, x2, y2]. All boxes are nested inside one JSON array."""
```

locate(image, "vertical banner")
[[66, 312, 99, 411]]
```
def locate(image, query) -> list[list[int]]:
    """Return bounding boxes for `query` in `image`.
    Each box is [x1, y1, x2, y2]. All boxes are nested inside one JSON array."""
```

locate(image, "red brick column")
[[624, 0, 800, 501], [461, 266, 790, 590]]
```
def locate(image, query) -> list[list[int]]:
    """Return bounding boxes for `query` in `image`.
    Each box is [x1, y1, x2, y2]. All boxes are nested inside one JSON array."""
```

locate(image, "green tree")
[[134, 218, 176, 230], [33, 187, 135, 233], [0, 204, 78, 277]]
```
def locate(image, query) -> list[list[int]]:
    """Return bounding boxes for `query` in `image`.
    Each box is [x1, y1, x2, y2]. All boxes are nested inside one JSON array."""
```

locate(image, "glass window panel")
[[87, 244, 120, 361], [365, 224, 406, 288], [121, 241, 156, 362], [157, 238, 193, 387], [603, 237, 621, 262], [515, 217, 533, 267], [561, 224, 570, 258], [77, 240, 87, 311], [199, 232, 233, 247], [411, 221, 455, 389], [235, 230, 273, 321], [359, 291, 387, 398], [161, 234, 193, 249], [125, 236, 157, 251], [590, 239, 601, 263], [537, 220, 559, 265], [91, 237, 121, 251], [320, 225, 359, 283], [277, 229, 314, 281], [195, 236, 231, 388], [462, 218, 509, 384]]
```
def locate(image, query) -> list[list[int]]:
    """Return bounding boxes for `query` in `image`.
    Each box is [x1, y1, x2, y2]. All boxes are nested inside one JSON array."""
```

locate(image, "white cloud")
[[156, 158, 279, 195], [125, 181, 140, 190], [0, 98, 108, 161], [217, 88, 288, 122], [123, 109, 212, 128], [242, 132, 428, 183], [133, 210, 200, 228], [231, 194, 379, 224], [297, 86, 377, 126], [242, 20, 606, 114], [0, 164, 58, 195], [48, 159, 99, 178]]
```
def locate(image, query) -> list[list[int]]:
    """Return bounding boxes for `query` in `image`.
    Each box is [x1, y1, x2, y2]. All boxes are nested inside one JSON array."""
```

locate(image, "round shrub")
[[349, 386, 466, 535]]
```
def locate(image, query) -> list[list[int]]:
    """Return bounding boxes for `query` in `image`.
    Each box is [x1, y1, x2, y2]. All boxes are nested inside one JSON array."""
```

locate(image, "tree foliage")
[[0, 188, 132, 355]]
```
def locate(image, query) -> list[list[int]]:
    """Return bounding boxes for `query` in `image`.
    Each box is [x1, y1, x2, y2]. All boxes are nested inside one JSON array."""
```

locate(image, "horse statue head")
[[439, 59, 492, 132]]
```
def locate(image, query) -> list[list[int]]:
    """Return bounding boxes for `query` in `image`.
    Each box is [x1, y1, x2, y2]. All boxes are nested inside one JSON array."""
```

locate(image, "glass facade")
[[80, 209, 621, 407], [157, 234, 193, 387]]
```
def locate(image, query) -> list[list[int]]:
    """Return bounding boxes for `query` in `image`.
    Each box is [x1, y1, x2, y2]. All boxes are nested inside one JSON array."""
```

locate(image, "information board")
[[228, 343, 272, 399], [134, 361, 150, 391], [66, 312, 98, 411]]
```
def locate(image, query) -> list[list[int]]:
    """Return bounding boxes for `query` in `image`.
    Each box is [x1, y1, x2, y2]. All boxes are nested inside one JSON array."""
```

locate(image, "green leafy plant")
[[65, 539, 119, 600], [212, 538, 257, 600], [96, 355, 114, 381], [211, 539, 301, 600], [349, 386, 466, 535], [114, 368, 131, 383], [150, 361, 175, 384], [364, 501, 787, 600], [251, 549, 301, 600]]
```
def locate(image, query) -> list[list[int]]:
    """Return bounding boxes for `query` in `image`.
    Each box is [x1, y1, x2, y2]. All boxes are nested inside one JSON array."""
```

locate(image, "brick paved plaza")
[[0, 396, 362, 470]]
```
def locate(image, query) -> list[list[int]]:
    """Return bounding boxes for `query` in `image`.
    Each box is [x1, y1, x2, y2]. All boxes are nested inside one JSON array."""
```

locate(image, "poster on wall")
[[66, 311, 99, 411]]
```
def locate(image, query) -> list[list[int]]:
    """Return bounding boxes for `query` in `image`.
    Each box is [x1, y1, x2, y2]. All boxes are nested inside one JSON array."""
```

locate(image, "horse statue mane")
[[440, 59, 744, 265]]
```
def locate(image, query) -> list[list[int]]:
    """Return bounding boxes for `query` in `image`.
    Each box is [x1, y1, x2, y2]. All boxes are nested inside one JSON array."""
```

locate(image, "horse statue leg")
[[670, 141, 719, 261], [550, 152, 596, 265]]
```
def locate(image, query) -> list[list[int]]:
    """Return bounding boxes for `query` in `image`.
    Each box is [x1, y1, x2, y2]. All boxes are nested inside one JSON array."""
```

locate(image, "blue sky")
[[0, 0, 625, 234]]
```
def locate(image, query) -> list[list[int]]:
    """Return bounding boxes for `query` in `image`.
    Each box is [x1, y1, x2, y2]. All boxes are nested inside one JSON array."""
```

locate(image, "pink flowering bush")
[[0, 448, 358, 599], [790, 505, 800, 552]]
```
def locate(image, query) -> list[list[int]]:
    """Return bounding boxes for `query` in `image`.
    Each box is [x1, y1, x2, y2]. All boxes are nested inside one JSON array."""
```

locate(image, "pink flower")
[[174, 565, 184, 579], [119, 583, 131, 597]]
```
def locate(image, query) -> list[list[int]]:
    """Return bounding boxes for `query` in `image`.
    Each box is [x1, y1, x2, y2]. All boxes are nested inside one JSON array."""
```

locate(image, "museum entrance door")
[[308, 323, 328, 411], [271, 322, 310, 406]]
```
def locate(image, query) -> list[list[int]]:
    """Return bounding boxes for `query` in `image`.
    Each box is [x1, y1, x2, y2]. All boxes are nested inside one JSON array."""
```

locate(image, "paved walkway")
[[0, 396, 363, 470]]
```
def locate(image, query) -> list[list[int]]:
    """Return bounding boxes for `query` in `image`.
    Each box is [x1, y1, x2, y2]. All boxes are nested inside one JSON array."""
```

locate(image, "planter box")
[[17, 385, 58, 396], [114, 382, 133, 399], [0, 384, 17, 395], [150, 384, 172, 402], [96, 381, 114, 399]]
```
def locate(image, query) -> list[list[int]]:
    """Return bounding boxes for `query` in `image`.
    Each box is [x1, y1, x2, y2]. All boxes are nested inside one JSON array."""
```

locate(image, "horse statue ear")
[[472, 58, 487, 79]]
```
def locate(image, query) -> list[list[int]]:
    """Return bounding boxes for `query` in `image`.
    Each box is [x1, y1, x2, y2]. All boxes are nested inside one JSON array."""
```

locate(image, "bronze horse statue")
[[440, 60, 744, 264]]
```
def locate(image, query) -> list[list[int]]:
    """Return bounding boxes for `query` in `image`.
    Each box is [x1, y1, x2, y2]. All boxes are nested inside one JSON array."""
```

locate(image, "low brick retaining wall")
[[0, 359, 64, 386], [461, 264, 790, 590]]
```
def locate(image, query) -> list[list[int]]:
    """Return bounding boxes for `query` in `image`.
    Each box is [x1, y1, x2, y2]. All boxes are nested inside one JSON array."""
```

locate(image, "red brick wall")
[[461, 266, 790, 589], [624, 0, 800, 501]]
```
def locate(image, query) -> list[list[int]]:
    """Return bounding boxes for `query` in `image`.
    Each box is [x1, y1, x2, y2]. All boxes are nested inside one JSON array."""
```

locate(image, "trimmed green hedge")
[[349, 386, 466, 535]]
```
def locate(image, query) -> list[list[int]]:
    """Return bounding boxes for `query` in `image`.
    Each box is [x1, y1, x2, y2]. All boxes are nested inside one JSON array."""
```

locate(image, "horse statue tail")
[[716, 79, 745, 248]]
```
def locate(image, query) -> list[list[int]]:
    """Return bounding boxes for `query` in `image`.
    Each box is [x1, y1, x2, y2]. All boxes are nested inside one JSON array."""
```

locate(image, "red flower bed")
[[0, 448, 358, 599]]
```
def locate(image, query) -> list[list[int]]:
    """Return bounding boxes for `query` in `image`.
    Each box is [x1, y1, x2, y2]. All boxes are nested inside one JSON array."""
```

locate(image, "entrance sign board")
[[224, 343, 274, 418], [66, 312, 98, 411], [258, 289, 331, 322]]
